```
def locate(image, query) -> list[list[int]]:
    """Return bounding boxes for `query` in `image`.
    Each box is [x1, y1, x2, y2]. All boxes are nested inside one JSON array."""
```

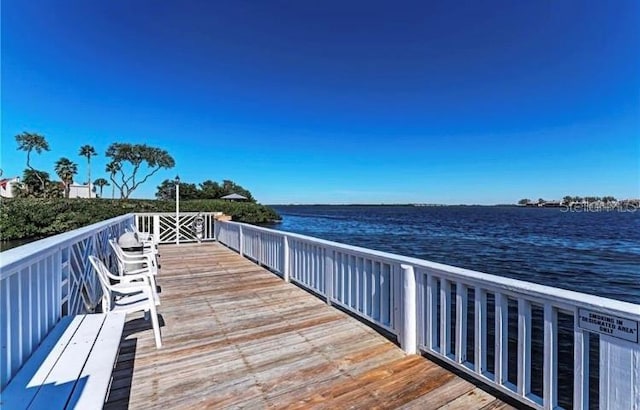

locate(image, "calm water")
[[271, 205, 640, 304]]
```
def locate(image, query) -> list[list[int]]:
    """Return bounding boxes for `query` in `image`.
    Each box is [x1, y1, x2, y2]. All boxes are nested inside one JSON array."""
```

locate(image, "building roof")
[[221, 193, 247, 200]]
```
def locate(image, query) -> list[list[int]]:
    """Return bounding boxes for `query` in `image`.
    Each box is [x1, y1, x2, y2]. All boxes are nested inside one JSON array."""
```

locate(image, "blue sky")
[[2, 1, 639, 204]]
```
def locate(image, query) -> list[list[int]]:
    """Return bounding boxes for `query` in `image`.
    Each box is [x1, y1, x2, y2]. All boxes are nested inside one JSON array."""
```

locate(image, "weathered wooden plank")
[[438, 386, 497, 409], [105, 242, 510, 409], [397, 376, 477, 409]]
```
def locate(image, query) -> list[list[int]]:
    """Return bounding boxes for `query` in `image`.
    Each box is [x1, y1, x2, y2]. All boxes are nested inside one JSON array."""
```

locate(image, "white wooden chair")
[[89, 255, 162, 348]]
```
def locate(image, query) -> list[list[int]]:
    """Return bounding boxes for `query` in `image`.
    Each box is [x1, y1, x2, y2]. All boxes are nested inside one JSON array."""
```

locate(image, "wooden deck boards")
[[105, 243, 514, 410]]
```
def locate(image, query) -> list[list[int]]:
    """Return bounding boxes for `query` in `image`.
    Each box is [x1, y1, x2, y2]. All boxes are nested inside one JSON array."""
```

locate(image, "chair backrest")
[[130, 223, 157, 247], [108, 239, 127, 275], [88, 255, 113, 310]]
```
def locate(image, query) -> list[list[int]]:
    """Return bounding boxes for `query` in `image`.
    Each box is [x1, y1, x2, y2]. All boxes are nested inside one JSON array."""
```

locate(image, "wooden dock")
[[105, 243, 515, 409]]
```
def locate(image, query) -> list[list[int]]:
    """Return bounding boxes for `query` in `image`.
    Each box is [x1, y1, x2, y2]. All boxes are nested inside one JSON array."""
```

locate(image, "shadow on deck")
[[105, 243, 515, 409]]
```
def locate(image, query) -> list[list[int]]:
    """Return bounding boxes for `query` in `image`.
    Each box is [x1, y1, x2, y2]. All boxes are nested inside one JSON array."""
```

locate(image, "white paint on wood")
[[543, 303, 557, 409], [325, 249, 333, 305], [573, 320, 589, 409], [455, 282, 467, 363], [426, 273, 435, 350], [441, 279, 451, 357], [599, 335, 640, 410], [494, 293, 508, 385], [68, 313, 126, 410], [475, 287, 485, 374], [153, 214, 161, 244], [517, 298, 532, 396], [28, 315, 106, 409], [1, 316, 84, 408], [401, 264, 417, 354]]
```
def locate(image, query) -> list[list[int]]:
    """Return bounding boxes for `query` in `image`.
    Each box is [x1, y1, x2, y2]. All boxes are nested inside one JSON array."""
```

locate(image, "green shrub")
[[0, 198, 280, 241]]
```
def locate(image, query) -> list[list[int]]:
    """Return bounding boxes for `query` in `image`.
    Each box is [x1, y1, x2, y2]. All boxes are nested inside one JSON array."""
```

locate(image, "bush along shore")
[[0, 198, 281, 242]]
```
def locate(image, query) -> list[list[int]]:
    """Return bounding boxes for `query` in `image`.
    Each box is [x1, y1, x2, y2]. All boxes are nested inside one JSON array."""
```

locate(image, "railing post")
[[153, 214, 160, 245], [175, 183, 180, 245], [239, 225, 244, 257], [400, 264, 417, 354], [283, 236, 290, 282]]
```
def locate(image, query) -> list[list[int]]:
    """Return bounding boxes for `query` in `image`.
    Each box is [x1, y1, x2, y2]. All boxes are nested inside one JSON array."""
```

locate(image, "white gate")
[[135, 212, 219, 244]]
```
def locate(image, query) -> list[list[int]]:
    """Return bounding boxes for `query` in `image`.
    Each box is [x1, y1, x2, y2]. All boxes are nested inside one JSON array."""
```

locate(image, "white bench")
[[1, 313, 126, 410]]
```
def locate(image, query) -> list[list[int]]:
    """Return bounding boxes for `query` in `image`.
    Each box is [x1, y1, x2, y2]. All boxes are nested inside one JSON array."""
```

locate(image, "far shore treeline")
[[518, 196, 619, 205]]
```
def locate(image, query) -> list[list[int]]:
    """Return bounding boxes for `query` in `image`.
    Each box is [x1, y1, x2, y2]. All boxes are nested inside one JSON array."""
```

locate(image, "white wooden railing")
[[2, 213, 638, 408], [215, 220, 640, 410], [0, 214, 133, 389], [135, 212, 220, 244]]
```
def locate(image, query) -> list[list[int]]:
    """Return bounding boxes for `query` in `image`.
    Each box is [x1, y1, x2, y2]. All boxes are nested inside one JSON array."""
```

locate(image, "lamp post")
[[175, 175, 180, 245]]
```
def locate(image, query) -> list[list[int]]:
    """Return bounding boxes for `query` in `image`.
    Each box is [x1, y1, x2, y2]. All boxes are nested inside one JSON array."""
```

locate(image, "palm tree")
[[54, 157, 78, 198], [105, 161, 121, 199], [93, 178, 110, 198], [15, 132, 50, 196], [79, 145, 97, 198]]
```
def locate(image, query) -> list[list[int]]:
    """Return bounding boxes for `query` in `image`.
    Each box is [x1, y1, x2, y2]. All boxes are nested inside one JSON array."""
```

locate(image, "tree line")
[[518, 196, 618, 205], [155, 179, 255, 202], [12, 132, 174, 199]]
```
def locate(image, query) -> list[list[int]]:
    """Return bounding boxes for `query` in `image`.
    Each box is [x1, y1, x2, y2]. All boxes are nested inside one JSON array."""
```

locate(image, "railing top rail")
[[219, 220, 640, 319], [1, 214, 134, 278], [135, 212, 222, 216]]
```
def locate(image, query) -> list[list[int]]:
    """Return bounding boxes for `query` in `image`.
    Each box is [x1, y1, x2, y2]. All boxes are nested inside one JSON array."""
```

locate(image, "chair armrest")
[[120, 254, 157, 270], [124, 267, 155, 277], [111, 283, 152, 297], [120, 272, 152, 284], [121, 252, 156, 264]]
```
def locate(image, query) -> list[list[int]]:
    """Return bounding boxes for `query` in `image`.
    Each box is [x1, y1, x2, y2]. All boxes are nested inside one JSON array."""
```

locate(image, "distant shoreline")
[[270, 202, 640, 209], [271, 203, 522, 207]]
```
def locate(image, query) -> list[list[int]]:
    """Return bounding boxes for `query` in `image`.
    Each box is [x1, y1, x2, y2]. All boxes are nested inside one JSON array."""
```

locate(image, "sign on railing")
[[0, 214, 133, 390], [215, 220, 640, 410]]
